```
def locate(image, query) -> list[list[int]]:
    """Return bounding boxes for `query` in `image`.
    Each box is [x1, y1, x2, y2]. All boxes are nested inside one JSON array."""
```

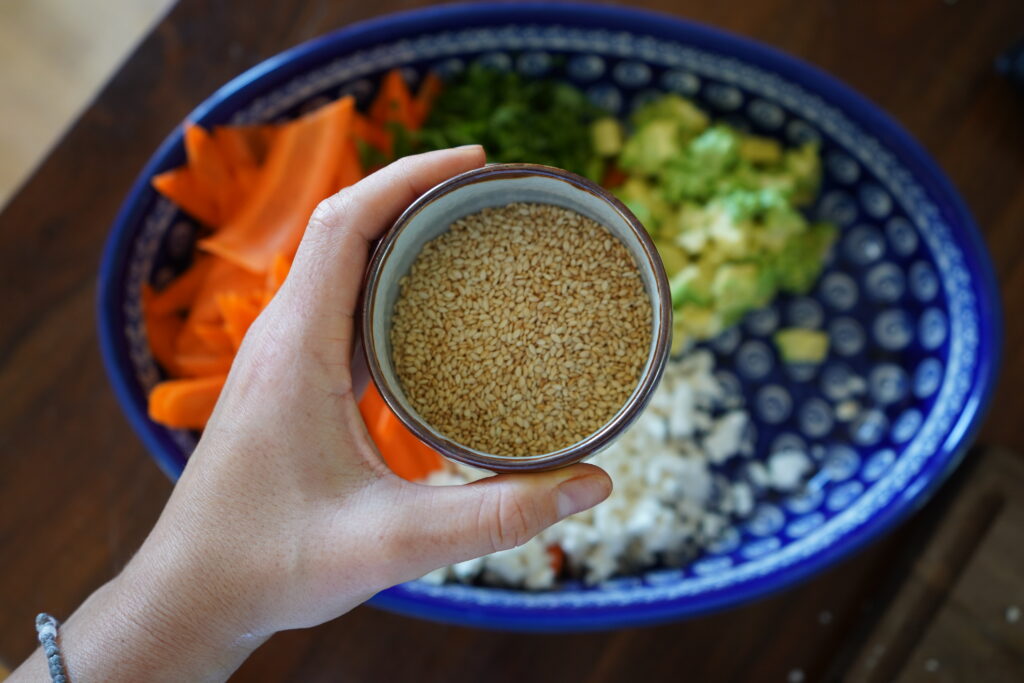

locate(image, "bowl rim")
[[96, 1, 1003, 631], [361, 162, 673, 473]]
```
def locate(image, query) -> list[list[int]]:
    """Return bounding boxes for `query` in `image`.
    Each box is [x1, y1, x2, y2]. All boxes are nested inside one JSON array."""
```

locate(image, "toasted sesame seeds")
[[390, 203, 652, 457]]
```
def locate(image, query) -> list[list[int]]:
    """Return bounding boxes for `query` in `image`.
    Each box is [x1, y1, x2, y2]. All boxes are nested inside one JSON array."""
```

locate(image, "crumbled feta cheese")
[[416, 348, 820, 589], [768, 449, 812, 490]]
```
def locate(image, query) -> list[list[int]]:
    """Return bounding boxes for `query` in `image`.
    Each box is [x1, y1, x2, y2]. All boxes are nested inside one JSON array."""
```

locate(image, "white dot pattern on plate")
[[909, 260, 940, 302], [819, 272, 859, 311], [516, 51, 552, 76], [786, 513, 825, 538], [786, 119, 820, 144], [844, 225, 887, 264], [613, 60, 652, 86], [873, 309, 914, 350], [737, 340, 774, 380], [886, 216, 919, 256], [823, 445, 861, 481], [829, 317, 867, 356], [827, 481, 864, 511], [741, 537, 782, 560], [869, 364, 910, 405], [826, 151, 860, 184], [567, 54, 605, 81], [918, 307, 948, 350], [864, 262, 905, 302], [745, 305, 780, 336], [850, 409, 890, 446], [817, 191, 859, 227], [859, 184, 893, 219], [705, 83, 744, 110], [799, 399, 834, 438], [891, 409, 923, 444], [913, 358, 944, 399], [784, 487, 825, 515], [862, 449, 897, 482], [745, 505, 786, 536], [661, 69, 700, 95], [477, 51, 513, 72], [771, 432, 808, 454], [787, 297, 825, 328], [756, 385, 793, 424]]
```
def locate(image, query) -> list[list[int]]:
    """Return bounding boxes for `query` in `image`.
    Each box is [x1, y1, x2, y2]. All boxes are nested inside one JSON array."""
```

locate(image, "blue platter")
[[97, 3, 1001, 631]]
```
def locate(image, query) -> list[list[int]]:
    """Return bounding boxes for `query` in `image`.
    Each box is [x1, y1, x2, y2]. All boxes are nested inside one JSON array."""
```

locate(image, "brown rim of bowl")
[[361, 162, 672, 473]]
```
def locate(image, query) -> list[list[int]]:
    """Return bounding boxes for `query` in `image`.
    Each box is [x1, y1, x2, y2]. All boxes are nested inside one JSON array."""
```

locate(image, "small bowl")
[[361, 163, 672, 473]]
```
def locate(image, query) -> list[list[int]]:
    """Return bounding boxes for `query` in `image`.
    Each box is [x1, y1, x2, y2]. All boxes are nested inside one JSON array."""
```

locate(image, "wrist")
[[51, 547, 266, 681]]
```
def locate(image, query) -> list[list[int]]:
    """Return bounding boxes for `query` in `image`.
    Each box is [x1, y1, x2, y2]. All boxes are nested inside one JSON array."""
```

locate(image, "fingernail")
[[454, 144, 483, 151], [556, 475, 610, 519]]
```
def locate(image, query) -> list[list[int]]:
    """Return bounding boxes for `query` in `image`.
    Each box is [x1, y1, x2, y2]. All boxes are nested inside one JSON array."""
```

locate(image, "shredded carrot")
[[358, 384, 445, 481], [353, 113, 393, 157], [151, 167, 221, 227], [144, 256, 215, 316], [144, 71, 445, 436], [216, 291, 263, 350], [198, 96, 355, 273], [184, 123, 243, 223], [412, 72, 443, 129], [148, 374, 227, 430], [370, 69, 417, 130]]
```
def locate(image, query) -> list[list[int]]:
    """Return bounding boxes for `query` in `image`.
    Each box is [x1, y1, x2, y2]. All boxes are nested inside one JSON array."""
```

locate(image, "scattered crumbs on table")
[[818, 609, 833, 625], [924, 658, 940, 673], [1007, 605, 1021, 624], [787, 668, 805, 683]]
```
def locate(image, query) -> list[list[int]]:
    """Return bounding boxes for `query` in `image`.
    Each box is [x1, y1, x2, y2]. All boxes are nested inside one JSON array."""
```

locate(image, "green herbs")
[[418, 64, 604, 178]]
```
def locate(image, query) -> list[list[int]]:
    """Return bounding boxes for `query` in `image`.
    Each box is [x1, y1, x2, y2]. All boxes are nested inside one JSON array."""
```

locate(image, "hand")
[[13, 147, 611, 682]]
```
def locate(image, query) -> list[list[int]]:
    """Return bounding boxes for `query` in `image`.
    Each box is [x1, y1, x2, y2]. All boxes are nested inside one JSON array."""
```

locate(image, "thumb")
[[383, 464, 612, 581]]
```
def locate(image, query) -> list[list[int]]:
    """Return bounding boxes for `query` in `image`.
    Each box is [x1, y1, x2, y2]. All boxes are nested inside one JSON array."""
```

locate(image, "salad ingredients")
[[612, 94, 837, 351], [144, 69, 434, 429], [417, 63, 604, 179], [420, 350, 790, 588], [390, 203, 652, 457]]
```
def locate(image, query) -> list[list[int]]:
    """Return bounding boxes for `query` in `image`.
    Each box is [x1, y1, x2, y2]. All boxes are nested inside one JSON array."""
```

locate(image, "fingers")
[[283, 146, 486, 327], [372, 464, 612, 583]]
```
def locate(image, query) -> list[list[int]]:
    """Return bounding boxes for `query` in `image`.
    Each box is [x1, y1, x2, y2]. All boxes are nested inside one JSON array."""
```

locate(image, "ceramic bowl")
[[98, 3, 1001, 631], [361, 163, 672, 473]]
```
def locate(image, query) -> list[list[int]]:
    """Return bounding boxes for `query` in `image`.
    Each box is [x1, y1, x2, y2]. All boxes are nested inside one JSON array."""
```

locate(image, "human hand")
[[15, 147, 611, 682]]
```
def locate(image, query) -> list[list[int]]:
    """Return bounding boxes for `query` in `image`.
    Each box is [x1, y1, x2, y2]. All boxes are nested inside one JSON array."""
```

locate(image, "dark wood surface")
[[2, 0, 1023, 680]]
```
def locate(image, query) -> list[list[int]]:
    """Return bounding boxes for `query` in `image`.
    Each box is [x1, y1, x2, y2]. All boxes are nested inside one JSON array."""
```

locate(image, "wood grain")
[[1, 0, 1022, 680]]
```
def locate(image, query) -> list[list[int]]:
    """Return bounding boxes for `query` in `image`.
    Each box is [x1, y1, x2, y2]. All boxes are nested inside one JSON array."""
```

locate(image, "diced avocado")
[[667, 203, 710, 254], [774, 328, 830, 364], [688, 126, 740, 175], [738, 135, 783, 164], [631, 94, 709, 135], [711, 262, 767, 321], [784, 142, 823, 206], [615, 177, 671, 234], [591, 117, 624, 157], [676, 303, 724, 339], [774, 222, 837, 293], [669, 262, 714, 307], [619, 119, 682, 176], [655, 240, 688, 277]]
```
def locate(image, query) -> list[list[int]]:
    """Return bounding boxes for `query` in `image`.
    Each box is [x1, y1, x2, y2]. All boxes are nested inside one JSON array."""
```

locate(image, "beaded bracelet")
[[35, 613, 68, 683]]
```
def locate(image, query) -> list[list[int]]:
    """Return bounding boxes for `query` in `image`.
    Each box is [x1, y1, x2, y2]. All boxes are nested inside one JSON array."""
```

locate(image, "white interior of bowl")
[[369, 173, 665, 461]]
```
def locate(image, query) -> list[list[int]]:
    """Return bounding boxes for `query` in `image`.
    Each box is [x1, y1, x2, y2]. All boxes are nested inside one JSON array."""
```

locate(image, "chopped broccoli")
[[631, 94, 709, 135]]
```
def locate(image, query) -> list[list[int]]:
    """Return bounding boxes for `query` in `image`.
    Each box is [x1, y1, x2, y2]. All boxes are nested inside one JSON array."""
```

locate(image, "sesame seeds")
[[390, 202, 652, 457]]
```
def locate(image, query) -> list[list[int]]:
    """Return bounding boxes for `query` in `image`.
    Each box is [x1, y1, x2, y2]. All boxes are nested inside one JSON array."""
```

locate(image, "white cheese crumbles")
[[419, 349, 814, 589]]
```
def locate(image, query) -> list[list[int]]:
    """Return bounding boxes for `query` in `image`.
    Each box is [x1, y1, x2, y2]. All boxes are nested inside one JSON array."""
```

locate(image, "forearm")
[[10, 560, 266, 682]]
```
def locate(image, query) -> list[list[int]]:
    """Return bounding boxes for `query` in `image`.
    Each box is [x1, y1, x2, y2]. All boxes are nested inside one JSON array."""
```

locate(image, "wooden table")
[[2, 0, 1023, 680]]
